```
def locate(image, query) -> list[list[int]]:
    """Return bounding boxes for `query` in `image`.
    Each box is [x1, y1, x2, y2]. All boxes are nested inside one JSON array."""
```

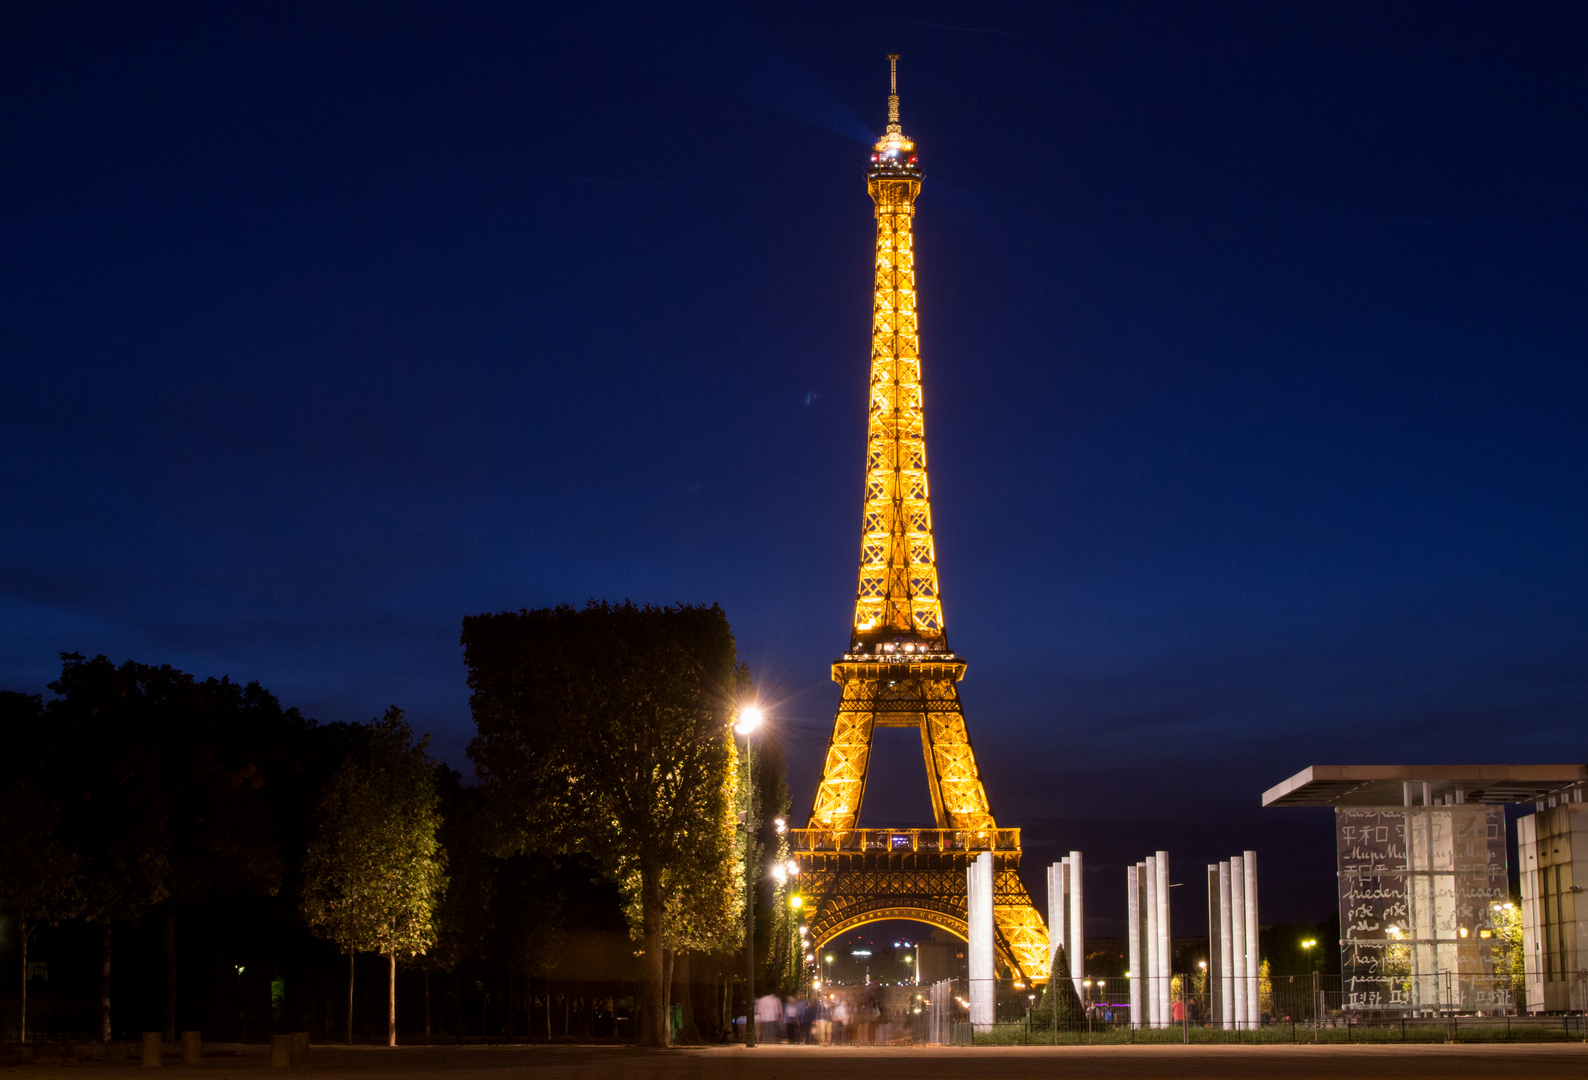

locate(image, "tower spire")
[[887, 53, 901, 132]]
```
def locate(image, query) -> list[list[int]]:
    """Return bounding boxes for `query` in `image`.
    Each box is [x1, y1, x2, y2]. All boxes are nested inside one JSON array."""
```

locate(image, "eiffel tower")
[[791, 57, 1050, 985]]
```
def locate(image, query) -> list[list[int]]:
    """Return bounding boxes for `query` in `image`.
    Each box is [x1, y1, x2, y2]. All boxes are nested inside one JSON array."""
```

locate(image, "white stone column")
[[1155, 851, 1171, 1029], [1206, 864, 1223, 1024], [1244, 850, 1260, 1027], [1144, 855, 1159, 1026], [1047, 860, 1064, 979], [968, 851, 995, 1031], [1127, 864, 1142, 1028], [1068, 849, 1084, 996], [1059, 858, 1072, 991], [1518, 813, 1545, 1012], [1219, 860, 1234, 1028], [1231, 854, 1247, 1028]]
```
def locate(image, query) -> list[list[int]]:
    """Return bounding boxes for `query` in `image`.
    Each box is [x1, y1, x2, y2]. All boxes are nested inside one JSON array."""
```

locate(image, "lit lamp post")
[[736, 703, 764, 1047], [1301, 938, 1319, 1031], [896, 940, 918, 986]]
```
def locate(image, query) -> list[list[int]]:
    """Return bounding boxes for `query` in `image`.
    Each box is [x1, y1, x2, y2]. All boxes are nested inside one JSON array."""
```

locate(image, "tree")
[[748, 734, 798, 998], [157, 675, 283, 1040], [301, 708, 447, 1046], [620, 724, 745, 1040], [421, 767, 496, 1037], [43, 656, 172, 1042], [1047, 949, 1084, 1025], [1491, 896, 1524, 1004], [464, 601, 743, 1047], [0, 768, 83, 1043], [40, 655, 285, 1042]]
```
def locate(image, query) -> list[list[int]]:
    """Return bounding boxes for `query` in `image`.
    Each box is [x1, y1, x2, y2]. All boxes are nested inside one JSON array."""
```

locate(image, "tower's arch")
[[811, 906, 1027, 979]]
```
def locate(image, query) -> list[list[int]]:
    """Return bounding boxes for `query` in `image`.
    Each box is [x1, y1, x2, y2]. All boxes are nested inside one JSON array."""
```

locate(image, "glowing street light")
[[736, 700, 767, 1047], [735, 703, 764, 736]]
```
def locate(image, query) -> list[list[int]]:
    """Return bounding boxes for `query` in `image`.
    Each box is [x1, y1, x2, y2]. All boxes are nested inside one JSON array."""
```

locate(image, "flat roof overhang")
[[1262, 764, 1588, 808]]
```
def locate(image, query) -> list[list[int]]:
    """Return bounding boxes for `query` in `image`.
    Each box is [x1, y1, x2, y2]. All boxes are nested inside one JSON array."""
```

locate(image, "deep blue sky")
[[4, 1, 1586, 935]]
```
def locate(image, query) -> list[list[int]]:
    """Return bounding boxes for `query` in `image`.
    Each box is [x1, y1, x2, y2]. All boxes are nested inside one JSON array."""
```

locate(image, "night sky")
[[4, 2, 1586, 936]]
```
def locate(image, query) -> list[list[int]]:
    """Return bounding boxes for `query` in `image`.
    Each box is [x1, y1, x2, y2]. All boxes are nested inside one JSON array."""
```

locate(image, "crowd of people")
[[751, 987, 917, 1045]]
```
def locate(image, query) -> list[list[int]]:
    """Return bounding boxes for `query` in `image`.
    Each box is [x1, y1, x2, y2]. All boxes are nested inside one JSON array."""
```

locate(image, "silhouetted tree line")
[[1, 602, 791, 1048]]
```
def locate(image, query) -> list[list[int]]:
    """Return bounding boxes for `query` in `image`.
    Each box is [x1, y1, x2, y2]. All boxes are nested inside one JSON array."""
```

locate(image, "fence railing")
[[962, 973, 1588, 1045]]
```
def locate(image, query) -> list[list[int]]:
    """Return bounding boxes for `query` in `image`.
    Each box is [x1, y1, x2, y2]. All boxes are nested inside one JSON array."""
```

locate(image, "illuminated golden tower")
[[791, 56, 1050, 984]]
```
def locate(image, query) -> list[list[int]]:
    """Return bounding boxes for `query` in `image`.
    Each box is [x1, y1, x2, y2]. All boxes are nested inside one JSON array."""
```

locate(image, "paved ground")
[[6, 1043, 1588, 1079]]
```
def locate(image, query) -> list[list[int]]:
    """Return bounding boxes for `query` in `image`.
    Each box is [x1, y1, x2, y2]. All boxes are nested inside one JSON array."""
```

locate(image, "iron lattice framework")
[[796, 57, 1050, 985]]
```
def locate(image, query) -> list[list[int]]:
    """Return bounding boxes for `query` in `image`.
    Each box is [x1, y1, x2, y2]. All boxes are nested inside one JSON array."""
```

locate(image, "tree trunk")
[[506, 961, 514, 1039], [99, 924, 112, 1043], [346, 951, 355, 1044], [454, 970, 462, 1037], [544, 981, 550, 1039], [387, 952, 396, 1047], [164, 901, 177, 1043], [678, 952, 700, 1043], [19, 920, 28, 1045], [638, 865, 666, 1047], [424, 970, 431, 1038], [663, 949, 674, 1044]]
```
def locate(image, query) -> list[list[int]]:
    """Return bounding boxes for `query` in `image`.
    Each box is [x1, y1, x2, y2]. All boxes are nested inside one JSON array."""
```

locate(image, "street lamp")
[[736, 702, 764, 1046], [1301, 939, 1321, 1032]]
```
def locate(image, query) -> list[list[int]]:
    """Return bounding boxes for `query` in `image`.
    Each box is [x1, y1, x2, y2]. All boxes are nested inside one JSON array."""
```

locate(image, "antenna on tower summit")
[[887, 53, 901, 130]]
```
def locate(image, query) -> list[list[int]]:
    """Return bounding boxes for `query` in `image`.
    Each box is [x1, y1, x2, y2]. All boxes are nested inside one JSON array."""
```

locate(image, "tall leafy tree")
[[0, 781, 82, 1043], [301, 707, 447, 1046], [620, 725, 745, 1039], [40, 655, 285, 1041], [463, 601, 743, 1047], [43, 656, 171, 1042], [423, 769, 495, 1036], [157, 675, 283, 1039], [0, 693, 84, 1046]]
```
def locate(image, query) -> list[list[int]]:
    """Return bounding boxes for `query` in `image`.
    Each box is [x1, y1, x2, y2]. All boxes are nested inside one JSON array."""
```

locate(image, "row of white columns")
[[970, 846, 1256, 1033], [1207, 851, 1260, 1028], [1126, 851, 1172, 1026], [1046, 851, 1084, 998]]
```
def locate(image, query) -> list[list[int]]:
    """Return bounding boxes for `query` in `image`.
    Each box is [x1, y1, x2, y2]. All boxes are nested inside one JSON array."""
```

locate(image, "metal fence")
[[964, 973, 1588, 1045]]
